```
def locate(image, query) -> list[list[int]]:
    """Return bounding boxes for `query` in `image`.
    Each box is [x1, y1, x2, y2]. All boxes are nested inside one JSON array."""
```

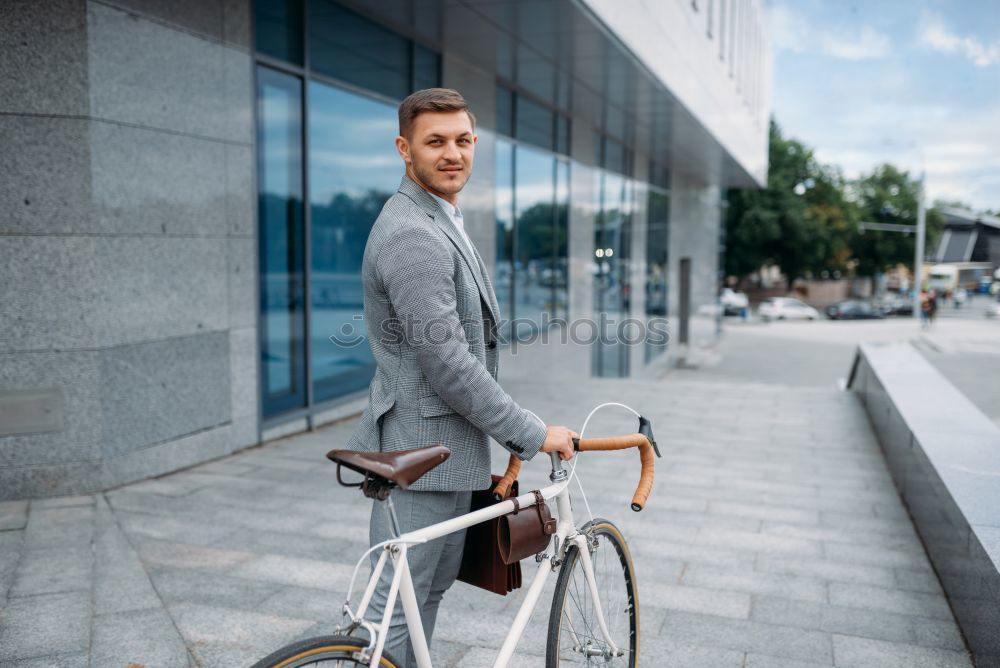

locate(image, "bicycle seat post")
[[383, 495, 402, 538], [549, 452, 568, 482]]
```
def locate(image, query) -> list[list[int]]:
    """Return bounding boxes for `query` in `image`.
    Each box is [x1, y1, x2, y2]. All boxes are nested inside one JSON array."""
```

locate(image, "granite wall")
[[0, 0, 259, 499], [850, 342, 1000, 667]]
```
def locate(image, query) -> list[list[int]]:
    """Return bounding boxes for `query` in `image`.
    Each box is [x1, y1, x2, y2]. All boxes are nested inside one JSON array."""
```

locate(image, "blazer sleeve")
[[375, 224, 546, 461]]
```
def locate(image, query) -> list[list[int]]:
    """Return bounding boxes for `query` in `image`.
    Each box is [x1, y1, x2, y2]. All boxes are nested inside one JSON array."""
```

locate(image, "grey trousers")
[[368, 489, 472, 668]]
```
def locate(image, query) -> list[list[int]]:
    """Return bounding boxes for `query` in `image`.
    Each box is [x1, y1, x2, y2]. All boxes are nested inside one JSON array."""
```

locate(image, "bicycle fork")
[[569, 532, 623, 659]]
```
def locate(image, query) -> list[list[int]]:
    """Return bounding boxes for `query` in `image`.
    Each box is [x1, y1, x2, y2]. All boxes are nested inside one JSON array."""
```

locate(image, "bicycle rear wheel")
[[546, 519, 638, 667], [250, 634, 401, 668]]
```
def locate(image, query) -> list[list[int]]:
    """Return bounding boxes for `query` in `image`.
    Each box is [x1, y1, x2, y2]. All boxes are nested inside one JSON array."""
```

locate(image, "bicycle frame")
[[342, 460, 621, 668]]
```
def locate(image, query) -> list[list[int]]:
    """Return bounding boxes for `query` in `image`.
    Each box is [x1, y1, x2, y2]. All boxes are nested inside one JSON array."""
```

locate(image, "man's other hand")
[[541, 425, 578, 461]]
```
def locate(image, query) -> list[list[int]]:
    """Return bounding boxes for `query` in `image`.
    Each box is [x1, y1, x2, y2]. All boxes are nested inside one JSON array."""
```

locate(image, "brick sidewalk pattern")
[[0, 376, 973, 667]]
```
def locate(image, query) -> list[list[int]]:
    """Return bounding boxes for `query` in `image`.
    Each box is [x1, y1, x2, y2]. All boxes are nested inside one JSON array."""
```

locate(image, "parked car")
[[826, 299, 885, 320], [874, 295, 914, 317], [758, 297, 820, 321], [720, 287, 749, 316]]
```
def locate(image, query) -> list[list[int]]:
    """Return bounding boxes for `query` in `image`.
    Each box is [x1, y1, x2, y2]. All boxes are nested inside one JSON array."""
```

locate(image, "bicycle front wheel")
[[546, 519, 638, 667], [250, 635, 401, 668]]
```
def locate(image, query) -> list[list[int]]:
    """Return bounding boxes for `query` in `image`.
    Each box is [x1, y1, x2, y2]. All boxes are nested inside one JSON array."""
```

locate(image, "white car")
[[758, 297, 820, 321], [986, 302, 1000, 318]]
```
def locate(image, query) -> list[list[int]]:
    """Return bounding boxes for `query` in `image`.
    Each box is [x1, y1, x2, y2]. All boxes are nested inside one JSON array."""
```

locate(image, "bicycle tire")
[[249, 634, 401, 668], [546, 519, 638, 667]]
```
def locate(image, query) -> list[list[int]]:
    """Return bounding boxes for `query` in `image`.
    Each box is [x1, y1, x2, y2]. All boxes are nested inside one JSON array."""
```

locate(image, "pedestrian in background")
[[954, 287, 967, 309]]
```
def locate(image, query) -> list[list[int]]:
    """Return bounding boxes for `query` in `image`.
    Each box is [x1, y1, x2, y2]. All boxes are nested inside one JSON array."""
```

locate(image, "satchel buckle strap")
[[531, 490, 557, 536]]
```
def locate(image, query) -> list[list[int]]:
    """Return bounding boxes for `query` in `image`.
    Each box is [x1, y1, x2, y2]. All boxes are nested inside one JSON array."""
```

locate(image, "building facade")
[[0, 0, 770, 499], [929, 207, 1000, 289]]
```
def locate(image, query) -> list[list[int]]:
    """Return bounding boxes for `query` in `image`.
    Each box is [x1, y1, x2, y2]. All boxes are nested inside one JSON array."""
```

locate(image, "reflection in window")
[[495, 141, 569, 335], [515, 146, 556, 331], [496, 86, 514, 138], [515, 96, 554, 152], [308, 82, 399, 402], [593, 170, 633, 377], [257, 67, 306, 416], [255, 0, 303, 64], [645, 189, 670, 361], [308, 0, 410, 100], [495, 139, 515, 323], [554, 160, 569, 320], [413, 44, 440, 92]]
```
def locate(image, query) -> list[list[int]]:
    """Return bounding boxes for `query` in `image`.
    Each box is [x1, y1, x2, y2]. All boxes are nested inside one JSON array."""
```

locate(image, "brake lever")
[[638, 416, 661, 458]]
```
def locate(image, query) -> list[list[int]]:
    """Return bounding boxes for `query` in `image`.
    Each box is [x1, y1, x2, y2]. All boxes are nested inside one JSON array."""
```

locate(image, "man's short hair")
[[398, 88, 476, 138]]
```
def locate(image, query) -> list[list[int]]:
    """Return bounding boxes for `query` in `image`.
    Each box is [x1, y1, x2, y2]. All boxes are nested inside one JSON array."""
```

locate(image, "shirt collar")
[[428, 192, 462, 224]]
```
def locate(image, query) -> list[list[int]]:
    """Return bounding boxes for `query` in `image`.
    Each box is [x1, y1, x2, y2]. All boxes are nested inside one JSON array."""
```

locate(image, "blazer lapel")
[[397, 177, 501, 324], [470, 243, 502, 322]]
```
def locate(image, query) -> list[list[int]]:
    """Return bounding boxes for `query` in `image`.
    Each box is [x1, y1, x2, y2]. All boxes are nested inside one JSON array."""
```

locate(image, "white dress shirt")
[[429, 192, 477, 260]]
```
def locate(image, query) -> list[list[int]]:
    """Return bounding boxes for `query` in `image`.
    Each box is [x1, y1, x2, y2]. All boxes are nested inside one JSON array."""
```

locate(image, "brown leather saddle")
[[327, 445, 450, 500]]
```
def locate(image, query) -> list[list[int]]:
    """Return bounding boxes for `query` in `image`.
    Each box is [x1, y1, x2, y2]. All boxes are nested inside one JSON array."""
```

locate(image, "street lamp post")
[[913, 172, 926, 321], [857, 171, 927, 321]]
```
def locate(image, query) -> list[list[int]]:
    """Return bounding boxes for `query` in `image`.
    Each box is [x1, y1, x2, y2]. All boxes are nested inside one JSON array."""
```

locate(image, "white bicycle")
[[251, 404, 660, 668]]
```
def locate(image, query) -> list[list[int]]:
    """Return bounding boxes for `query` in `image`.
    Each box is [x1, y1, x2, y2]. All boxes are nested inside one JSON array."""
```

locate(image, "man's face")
[[397, 110, 476, 199]]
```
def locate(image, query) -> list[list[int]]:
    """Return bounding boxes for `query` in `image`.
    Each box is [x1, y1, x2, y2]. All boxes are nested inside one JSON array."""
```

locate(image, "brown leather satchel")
[[498, 489, 557, 565], [457, 474, 521, 595]]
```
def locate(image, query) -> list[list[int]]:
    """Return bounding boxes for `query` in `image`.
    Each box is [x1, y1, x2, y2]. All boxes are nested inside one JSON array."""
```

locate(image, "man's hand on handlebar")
[[541, 425, 578, 461]]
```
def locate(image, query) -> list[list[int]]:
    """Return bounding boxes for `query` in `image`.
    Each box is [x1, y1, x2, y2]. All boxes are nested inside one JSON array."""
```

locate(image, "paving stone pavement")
[[0, 371, 975, 666]]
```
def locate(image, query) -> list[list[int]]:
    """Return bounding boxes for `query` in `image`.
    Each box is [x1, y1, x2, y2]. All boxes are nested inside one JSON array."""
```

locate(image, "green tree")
[[725, 120, 854, 284], [851, 164, 942, 285]]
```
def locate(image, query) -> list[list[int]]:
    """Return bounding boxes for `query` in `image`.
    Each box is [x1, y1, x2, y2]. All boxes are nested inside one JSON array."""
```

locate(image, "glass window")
[[308, 0, 410, 100], [308, 82, 400, 402], [257, 67, 306, 416], [553, 159, 570, 319], [413, 44, 440, 92], [496, 85, 514, 138], [603, 137, 629, 176], [515, 95, 554, 152], [605, 100, 627, 139], [649, 159, 669, 191], [412, 0, 443, 44], [495, 139, 515, 321], [645, 189, 669, 361], [556, 115, 570, 156], [255, 0, 303, 64], [514, 146, 557, 332], [593, 170, 633, 377]]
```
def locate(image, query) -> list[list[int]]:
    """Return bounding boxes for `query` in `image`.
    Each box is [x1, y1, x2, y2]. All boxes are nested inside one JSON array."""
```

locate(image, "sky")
[[765, 0, 1000, 212]]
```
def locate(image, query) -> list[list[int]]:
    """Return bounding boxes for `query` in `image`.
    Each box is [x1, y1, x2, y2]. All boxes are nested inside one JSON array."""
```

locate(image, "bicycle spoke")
[[550, 524, 636, 666], [567, 565, 598, 643]]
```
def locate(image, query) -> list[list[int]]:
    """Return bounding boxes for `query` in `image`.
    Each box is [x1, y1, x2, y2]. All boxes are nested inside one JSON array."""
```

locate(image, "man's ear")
[[395, 136, 411, 164]]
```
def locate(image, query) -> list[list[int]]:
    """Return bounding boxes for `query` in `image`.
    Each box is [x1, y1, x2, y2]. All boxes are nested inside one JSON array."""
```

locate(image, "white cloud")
[[824, 26, 891, 61], [768, 5, 890, 60], [919, 12, 1000, 66], [804, 103, 1000, 211]]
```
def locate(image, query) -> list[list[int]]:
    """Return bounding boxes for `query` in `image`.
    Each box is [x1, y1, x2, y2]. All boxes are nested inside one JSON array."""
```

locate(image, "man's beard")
[[413, 161, 469, 196]]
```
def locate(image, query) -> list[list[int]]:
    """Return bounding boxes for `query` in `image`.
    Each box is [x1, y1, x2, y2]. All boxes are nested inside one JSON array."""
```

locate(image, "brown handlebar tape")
[[493, 434, 655, 510], [576, 434, 655, 511], [492, 454, 521, 501]]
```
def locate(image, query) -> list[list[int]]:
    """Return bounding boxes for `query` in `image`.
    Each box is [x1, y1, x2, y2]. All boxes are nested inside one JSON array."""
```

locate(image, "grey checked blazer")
[[346, 176, 546, 491]]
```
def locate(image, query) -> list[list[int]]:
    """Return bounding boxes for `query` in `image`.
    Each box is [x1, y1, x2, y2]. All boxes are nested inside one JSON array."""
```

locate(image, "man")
[[346, 88, 576, 665]]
